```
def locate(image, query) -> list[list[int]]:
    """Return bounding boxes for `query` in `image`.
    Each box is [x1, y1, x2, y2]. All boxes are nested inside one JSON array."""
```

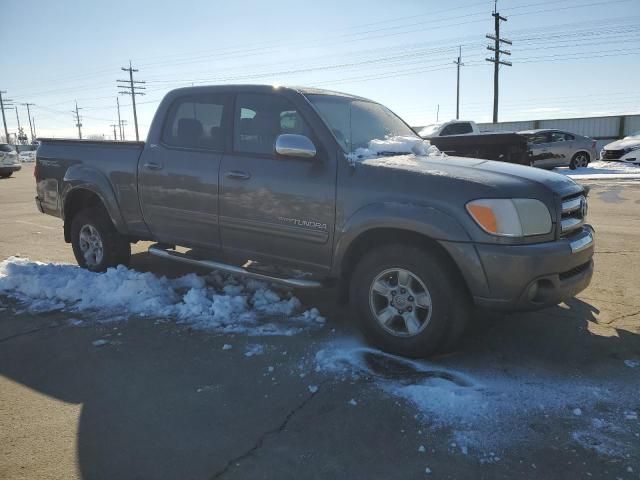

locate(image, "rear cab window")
[[441, 123, 473, 136]]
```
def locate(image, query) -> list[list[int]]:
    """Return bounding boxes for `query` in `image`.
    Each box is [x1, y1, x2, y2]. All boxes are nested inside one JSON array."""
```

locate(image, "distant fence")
[[477, 114, 640, 144], [413, 114, 639, 152]]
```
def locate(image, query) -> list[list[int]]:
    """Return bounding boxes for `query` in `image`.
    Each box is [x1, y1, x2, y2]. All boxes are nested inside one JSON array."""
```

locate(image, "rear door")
[[549, 131, 572, 167], [218, 92, 336, 273], [528, 131, 554, 168], [138, 92, 231, 250]]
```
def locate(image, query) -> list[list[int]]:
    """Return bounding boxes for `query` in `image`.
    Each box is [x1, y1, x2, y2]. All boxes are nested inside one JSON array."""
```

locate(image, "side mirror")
[[275, 134, 317, 159]]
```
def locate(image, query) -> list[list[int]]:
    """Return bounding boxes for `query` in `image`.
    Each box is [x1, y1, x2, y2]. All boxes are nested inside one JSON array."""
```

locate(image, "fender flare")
[[332, 201, 471, 276], [61, 164, 128, 235]]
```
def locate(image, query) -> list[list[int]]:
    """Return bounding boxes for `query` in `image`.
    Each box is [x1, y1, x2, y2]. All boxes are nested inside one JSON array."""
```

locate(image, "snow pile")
[[347, 136, 440, 162], [19, 151, 36, 163], [0, 257, 325, 335], [314, 340, 638, 458], [554, 160, 640, 180]]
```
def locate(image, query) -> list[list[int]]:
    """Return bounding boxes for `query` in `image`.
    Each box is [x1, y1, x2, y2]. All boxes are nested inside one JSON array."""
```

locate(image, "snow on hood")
[[0, 257, 325, 336], [347, 135, 440, 163], [604, 135, 640, 150]]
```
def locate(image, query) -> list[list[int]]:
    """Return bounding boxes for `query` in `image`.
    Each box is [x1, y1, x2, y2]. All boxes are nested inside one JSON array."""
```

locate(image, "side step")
[[147, 245, 324, 289]]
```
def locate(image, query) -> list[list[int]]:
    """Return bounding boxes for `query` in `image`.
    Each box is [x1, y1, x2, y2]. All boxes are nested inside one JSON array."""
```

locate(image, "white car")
[[601, 131, 640, 164], [0, 144, 22, 178]]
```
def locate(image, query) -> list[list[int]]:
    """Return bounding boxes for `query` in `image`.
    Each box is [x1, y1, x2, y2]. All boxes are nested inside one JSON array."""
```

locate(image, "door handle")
[[225, 170, 251, 180], [143, 162, 163, 170]]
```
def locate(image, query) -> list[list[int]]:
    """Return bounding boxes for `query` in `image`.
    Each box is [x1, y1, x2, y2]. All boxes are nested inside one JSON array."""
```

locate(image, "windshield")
[[306, 94, 419, 154], [629, 131, 640, 138], [418, 124, 441, 137], [0, 144, 15, 153]]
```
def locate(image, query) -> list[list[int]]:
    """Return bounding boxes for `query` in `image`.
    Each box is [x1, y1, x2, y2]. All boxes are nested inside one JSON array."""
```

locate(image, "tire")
[[0, 173, 12, 178], [570, 152, 589, 170], [349, 244, 470, 358], [71, 207, 131, 272]]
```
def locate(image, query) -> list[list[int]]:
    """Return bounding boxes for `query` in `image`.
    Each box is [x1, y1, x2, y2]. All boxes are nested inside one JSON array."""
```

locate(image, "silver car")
[[0, 143, 22, 178], [519, 129, 597, 170]]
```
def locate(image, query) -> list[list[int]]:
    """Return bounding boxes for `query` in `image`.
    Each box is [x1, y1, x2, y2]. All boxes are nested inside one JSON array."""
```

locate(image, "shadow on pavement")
[[0, 258, 638, 479]]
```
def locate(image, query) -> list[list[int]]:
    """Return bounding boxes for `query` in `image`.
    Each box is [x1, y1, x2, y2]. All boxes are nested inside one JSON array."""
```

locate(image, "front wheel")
[[71, 207, 131, 272], [570, 152, 590, 170], [349, 244, 470, 358]]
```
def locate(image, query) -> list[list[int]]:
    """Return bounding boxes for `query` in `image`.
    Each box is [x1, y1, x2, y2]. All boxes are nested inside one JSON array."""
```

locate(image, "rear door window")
[[550, 132, 567, 143], [162, 94, 228, 151], [529, 133, 550, 144]]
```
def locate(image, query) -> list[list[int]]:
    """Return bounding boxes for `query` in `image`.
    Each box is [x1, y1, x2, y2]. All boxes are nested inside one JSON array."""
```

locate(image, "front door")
[[138, 92, 231, 250], [219, 92, 336, 273]]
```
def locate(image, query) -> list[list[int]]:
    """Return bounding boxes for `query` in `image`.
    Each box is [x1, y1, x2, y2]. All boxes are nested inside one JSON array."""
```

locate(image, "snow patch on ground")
[[314, 339, 638, 459], [0, 257, 324, 336], [554, 161, 640, 179]]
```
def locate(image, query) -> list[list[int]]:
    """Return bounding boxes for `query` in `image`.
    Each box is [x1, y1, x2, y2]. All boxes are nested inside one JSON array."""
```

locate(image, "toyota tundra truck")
[[35, 85, 594, 357]]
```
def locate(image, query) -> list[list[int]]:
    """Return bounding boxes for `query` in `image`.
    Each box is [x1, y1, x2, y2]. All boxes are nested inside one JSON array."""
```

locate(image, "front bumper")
[[444, 226, 595, 311], [600, 150, 640, 164]]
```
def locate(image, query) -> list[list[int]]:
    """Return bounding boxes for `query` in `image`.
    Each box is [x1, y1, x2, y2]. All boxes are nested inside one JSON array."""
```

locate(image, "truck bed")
[[36, 138, 146, 230], [428, 132, 530, 165]]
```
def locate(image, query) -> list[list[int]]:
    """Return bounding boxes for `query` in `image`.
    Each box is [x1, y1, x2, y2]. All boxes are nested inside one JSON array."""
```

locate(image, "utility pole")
[[436, 104, 440, 123], [116, 97, 123, 140], [21, 103, 35, 142], [32, 117, 37, 139], [110, 123, 118, 140], [15, 107, 27, 144], [117, 61, 145, 141], [486, 2, 512, 123], [454, 46, 464, 120], [0, 91, 13, 143], [120, 120, 128, 140], [72, 101, 83, 139]]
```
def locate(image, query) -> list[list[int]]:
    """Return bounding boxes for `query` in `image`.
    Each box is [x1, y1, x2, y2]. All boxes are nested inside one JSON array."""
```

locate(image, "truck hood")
[[360, 154, 582, 198], [604, 136, 640, 150]]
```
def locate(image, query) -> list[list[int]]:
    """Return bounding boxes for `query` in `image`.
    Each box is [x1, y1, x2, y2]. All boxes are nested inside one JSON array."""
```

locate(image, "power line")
[[118, 61, 145, 141]]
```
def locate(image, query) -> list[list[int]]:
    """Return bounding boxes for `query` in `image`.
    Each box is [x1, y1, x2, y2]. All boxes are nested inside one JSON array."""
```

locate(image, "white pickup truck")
[[417, 120, 480, 139]]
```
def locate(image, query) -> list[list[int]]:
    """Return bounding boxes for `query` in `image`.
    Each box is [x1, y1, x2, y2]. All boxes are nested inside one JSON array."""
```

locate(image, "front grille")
[[559, 261, 591, 281], [560, 192, 586, 237], [602, 149, 624, 160]]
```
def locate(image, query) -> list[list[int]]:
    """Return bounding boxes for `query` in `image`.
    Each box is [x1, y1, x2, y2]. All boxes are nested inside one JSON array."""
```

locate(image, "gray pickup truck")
[[35, 85, 594, 357]]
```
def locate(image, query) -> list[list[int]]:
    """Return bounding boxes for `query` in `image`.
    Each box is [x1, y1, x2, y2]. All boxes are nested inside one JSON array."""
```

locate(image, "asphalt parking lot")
[[1, 165, 639, 480]]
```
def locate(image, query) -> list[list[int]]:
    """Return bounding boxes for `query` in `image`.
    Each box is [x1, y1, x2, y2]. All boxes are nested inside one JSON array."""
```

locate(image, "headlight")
[[624, 145, 640, 153], [466, 198, 552, 237]]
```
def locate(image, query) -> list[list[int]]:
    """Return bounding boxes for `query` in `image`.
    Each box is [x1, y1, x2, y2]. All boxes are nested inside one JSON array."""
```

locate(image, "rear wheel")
[[71, 207, 131, 272], [349, 244, 470, 358]]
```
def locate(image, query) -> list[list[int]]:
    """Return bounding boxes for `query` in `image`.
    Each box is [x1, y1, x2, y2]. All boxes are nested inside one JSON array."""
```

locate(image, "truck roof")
[[166, 84, 372, 102]]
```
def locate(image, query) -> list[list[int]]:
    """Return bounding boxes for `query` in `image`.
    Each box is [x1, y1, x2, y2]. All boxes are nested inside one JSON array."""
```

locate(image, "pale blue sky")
[[1, 0, 639, 139]]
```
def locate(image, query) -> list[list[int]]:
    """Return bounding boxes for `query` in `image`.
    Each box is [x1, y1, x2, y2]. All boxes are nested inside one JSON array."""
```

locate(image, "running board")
[[147, 245, 324, 288]]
